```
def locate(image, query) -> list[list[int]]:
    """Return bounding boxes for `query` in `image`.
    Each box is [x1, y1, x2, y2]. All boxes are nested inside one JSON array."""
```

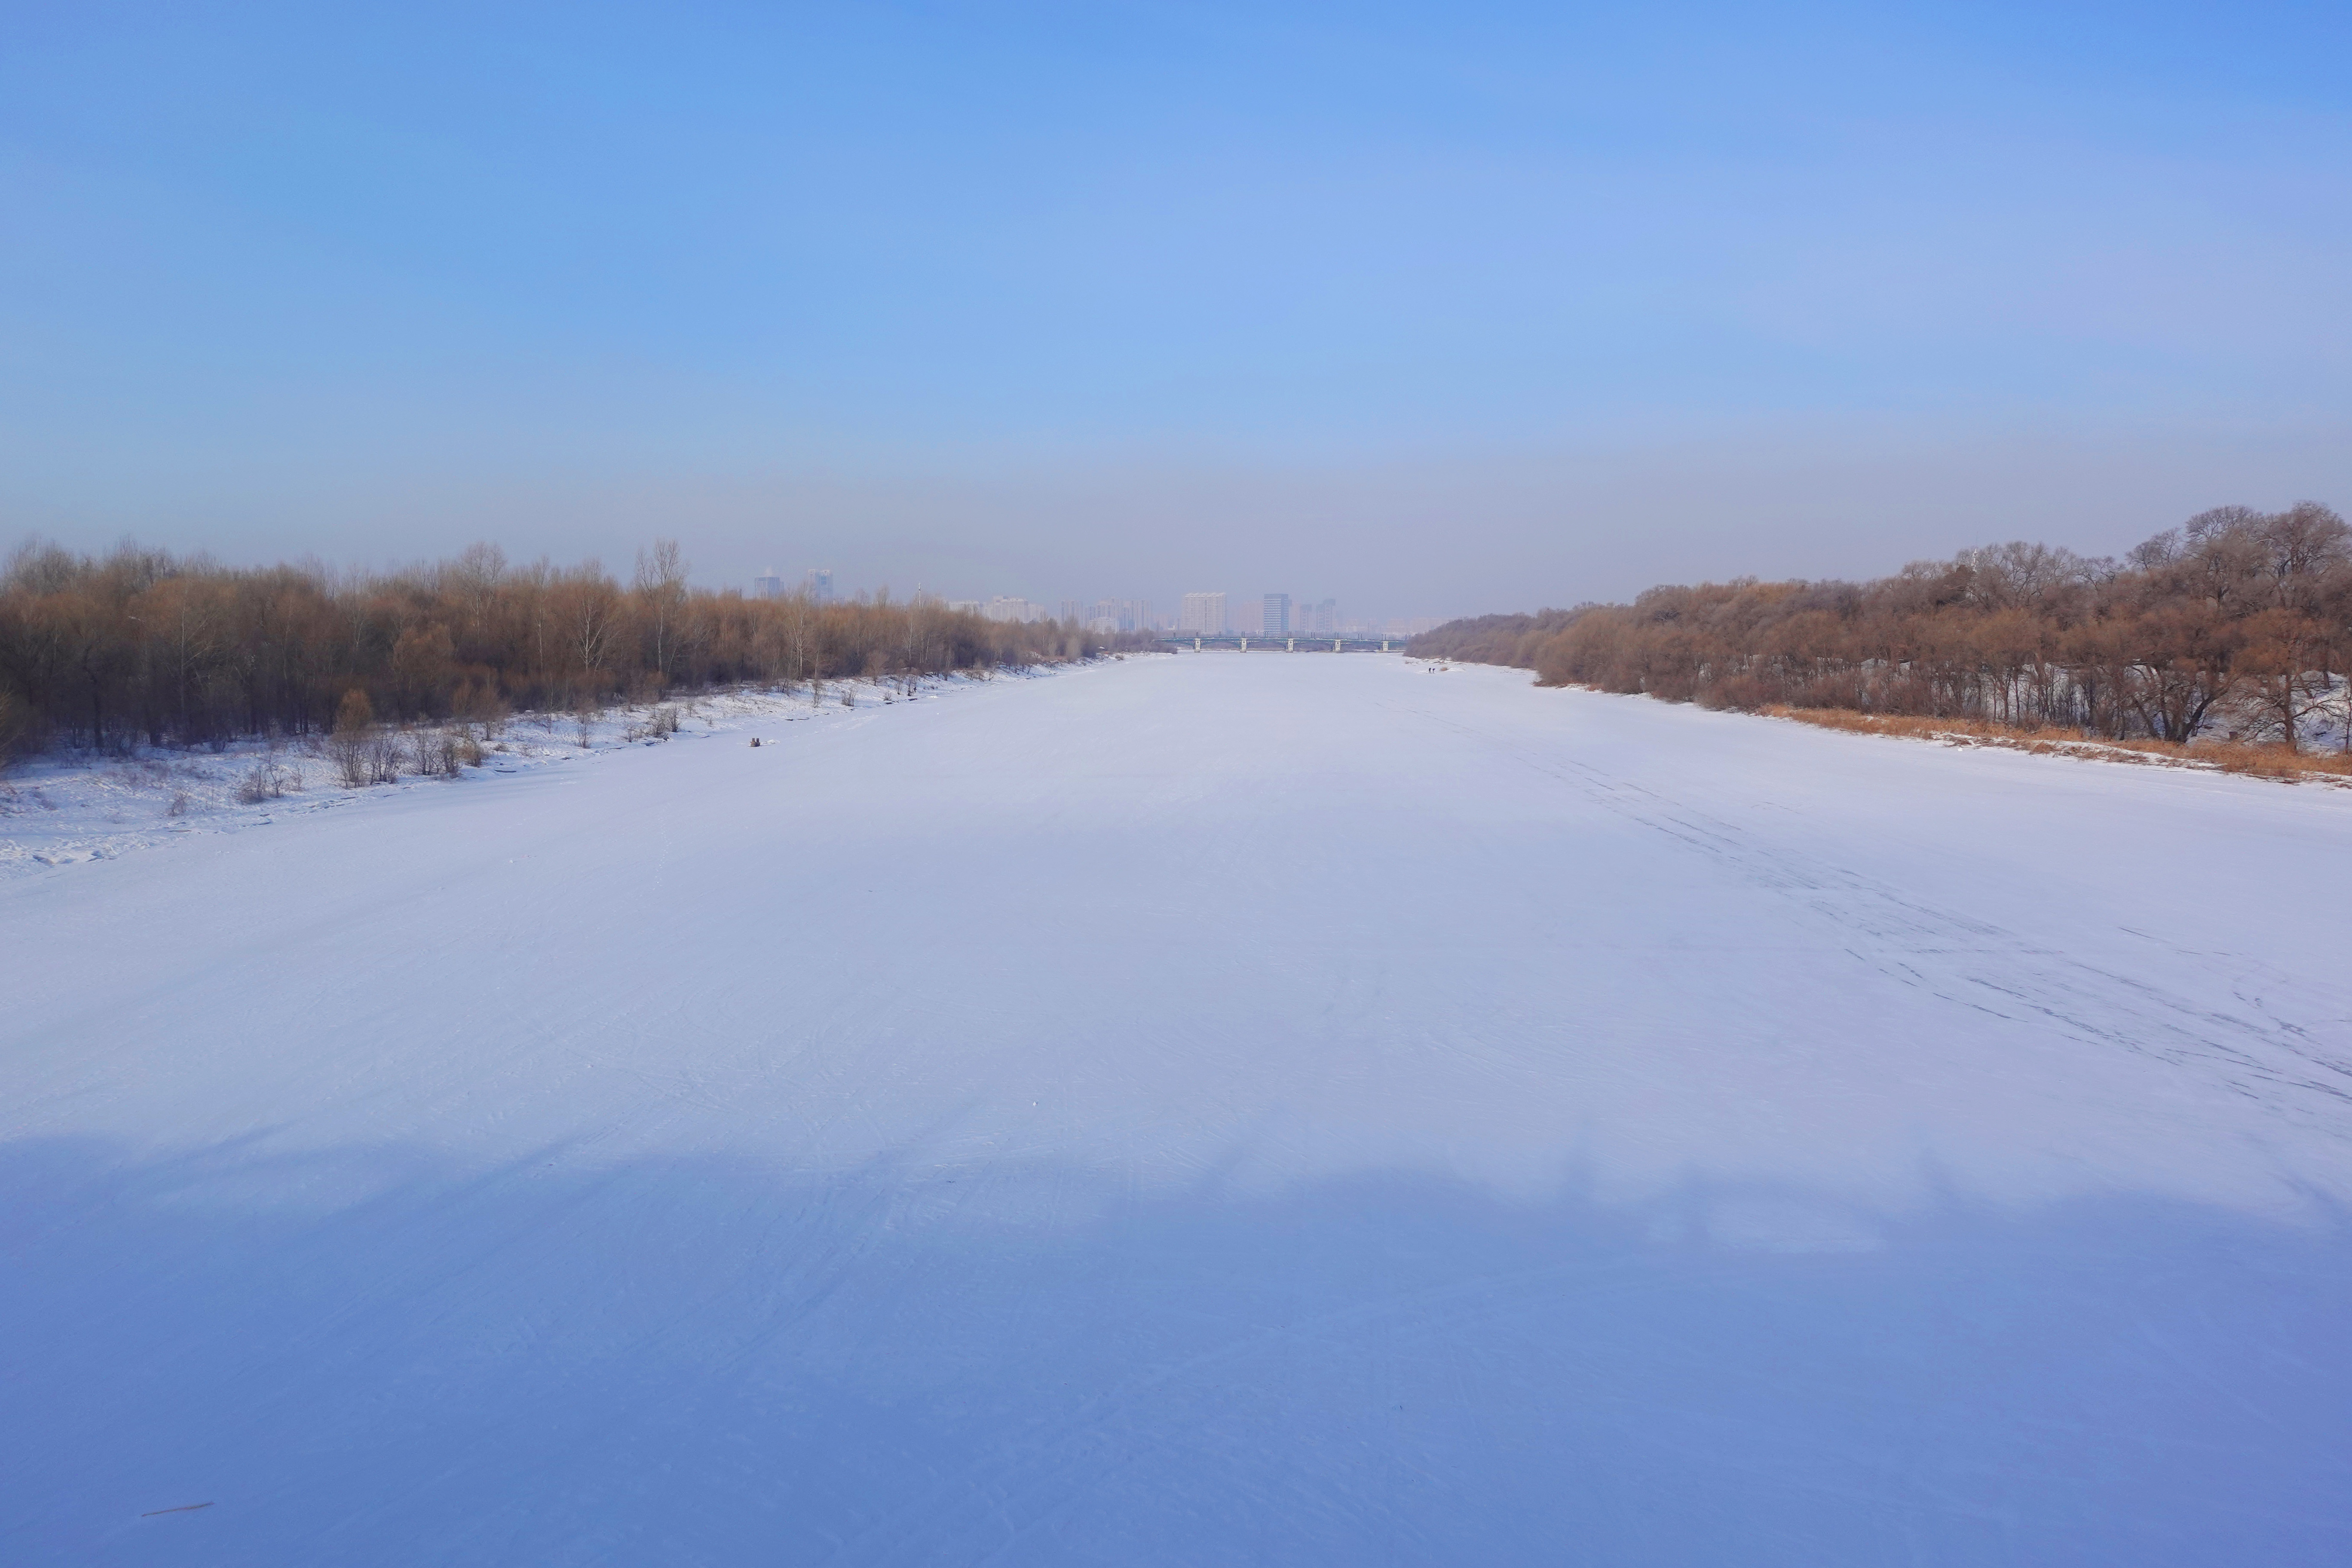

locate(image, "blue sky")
[[4, 2, 2348, 615]]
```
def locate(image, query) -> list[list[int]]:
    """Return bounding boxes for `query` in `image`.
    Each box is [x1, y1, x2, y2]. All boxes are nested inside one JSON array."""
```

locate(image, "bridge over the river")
[[1158, 633, 1408, 653]]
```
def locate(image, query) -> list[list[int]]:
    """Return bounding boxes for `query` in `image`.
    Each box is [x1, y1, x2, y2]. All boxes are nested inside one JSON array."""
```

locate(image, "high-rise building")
[[1179, 592, 1227, 634], [1059, 600, 1084, 623], [1085, 599, 1122, 634], [805, 568, 835, 603], [1306, 598, 1337, 634], [1261, 593, 1291, 635], [753, 569, 784, 599], [946, 599, 981, 614], [985, 596, 1042, 622]]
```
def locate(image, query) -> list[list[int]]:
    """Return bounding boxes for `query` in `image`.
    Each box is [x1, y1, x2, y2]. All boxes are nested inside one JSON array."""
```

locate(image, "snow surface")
[[4, 652, 2350, 1565]]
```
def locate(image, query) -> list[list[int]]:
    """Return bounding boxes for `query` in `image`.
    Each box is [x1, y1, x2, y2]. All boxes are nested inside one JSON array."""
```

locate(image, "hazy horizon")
[[6, 3, 2347, 619]]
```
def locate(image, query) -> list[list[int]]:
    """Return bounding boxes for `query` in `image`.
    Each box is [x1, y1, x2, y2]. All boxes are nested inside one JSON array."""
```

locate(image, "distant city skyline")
[[768, 572, 1433, 634], [919, 581, 1441, 638]]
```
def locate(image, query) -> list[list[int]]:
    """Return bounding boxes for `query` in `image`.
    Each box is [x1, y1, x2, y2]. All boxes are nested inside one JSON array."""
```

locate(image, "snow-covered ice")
[[4, 652, 2349, 1564]]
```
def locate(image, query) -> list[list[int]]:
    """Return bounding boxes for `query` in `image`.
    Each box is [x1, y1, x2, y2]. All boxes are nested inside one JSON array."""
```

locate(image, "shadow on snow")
[[4, 1136, 2349, 1566]]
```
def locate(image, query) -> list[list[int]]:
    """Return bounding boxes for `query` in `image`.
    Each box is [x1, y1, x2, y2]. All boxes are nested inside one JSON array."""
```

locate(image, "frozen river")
[[5, 652, 2349, 1564]]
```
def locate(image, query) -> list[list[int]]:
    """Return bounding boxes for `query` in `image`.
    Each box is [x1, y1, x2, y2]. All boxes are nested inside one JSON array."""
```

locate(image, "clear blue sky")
[[4, 2, 2347, 616]]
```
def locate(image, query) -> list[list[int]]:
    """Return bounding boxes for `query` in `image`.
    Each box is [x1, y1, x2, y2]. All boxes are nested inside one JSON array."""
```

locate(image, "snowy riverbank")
[[0, 664, 1087, 878]]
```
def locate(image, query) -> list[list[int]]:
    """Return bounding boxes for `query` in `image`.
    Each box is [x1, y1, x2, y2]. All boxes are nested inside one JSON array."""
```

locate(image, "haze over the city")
[[6, 3, 2348, 617]]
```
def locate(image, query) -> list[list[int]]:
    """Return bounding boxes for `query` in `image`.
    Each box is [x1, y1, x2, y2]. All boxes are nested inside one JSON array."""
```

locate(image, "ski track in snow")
[[1384, 697, 2352, 1130], [3, 653, 2350, 1565]]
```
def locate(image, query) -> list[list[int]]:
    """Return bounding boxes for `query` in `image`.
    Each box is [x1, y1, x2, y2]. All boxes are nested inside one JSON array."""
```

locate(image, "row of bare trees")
[[0, 538, 1109, 754], [1410, 503, 2352, 750]]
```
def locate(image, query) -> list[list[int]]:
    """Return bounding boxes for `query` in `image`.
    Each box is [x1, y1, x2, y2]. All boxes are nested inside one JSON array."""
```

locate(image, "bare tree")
[[633, 539, 691, 688], [2238, 610, 2334, 751], [327, 689, 375, 788]]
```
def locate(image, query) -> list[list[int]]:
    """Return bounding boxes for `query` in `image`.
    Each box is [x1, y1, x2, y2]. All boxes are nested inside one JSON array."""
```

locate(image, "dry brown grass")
[[1754, 704, 2352, 785]]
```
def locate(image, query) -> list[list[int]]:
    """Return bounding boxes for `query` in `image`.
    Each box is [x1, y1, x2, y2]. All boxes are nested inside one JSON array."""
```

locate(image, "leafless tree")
[[1414, 501, 2349, 752], [0, 539, 1103, 753], [633, 539, 692, 688]]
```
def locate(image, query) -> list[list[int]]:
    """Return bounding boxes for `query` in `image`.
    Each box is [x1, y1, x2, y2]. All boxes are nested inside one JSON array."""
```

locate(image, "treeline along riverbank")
[[0, 539, 1106, 756], [1411, 503, 2352, 752]]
